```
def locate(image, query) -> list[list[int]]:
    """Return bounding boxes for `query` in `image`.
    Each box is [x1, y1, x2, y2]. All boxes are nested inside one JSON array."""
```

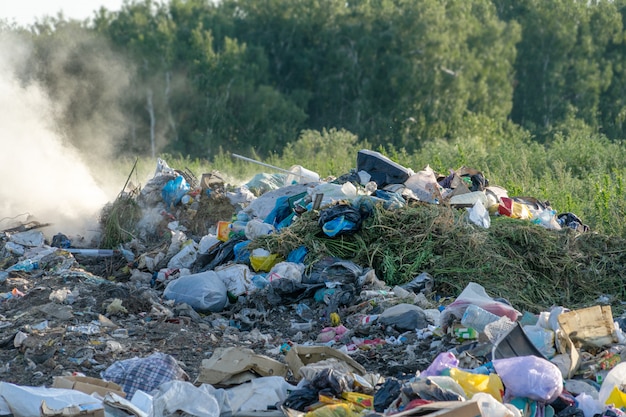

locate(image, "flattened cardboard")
[[285, 345, 366, 381], [52, 376, 126, 399], [40, 400, 104, 417], [196, 347, 288, 386]]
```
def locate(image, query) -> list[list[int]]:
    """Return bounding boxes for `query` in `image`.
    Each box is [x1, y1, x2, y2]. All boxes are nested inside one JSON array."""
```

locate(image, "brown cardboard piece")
[[40, 401, 104, 417], [52, 376, 126, 399], [285, 345, 366, 381], [558, 305, 617, 348], [196, 347, 288, 386]]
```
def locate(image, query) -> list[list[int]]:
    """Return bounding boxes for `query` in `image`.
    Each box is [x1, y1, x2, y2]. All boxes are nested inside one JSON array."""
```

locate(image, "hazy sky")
[[2, 0, 126, 26]]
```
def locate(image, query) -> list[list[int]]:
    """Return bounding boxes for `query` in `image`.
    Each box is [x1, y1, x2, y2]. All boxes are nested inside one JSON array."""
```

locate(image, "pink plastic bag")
[[440, 282, 520, 329]]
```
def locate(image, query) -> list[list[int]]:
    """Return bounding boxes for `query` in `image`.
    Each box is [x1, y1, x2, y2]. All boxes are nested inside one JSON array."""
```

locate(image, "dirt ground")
[[0, 252, 453, 389]]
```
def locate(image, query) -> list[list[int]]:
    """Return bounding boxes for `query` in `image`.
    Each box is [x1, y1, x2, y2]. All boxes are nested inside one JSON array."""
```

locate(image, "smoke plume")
[[0, 29, 132, 243]]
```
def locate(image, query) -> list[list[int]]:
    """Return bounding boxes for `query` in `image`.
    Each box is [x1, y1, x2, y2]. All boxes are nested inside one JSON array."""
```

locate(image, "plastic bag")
[[250, 248, 281, 272], [440, 282, 520, 329], [167, 241, 199, 269], [473, 392, 519, 417], [374, 378, 402, 412], [151, 380, 219, 417], [162, 175, 190, 207], [267, 261, 305, 283], [576, 392, 604, 417], [493, 356, 563, 402], [163, 271, 227, 312], [420, 352, 459, 378], [214, 263, 253, 296], [379, 303, 429, 331], [448, 367, 504, 401], [598, 362, 626, 405], [467, 200, 491, 228]]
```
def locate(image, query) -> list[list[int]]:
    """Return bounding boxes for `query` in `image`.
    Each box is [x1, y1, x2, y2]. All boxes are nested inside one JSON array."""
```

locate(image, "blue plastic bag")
[[162, 175, 190, 207]]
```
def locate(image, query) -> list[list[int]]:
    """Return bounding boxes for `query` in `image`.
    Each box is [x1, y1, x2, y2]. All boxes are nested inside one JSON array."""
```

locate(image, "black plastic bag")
[[374, 378, 402, 412]]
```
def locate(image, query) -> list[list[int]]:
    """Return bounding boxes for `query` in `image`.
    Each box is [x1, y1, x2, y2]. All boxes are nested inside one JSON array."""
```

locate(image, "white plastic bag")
[[493, 356, 563, 402], [167, 241, 198, 269], [163, 271, 227, 312], [226, 376, 296, 413], [467, 200, 491, 228], [151, 380, 220, 417], [473, 392, 518, 417], [267, 261, 305, 283], [214, 263, 253, 296], [0, 382, 102, 417]]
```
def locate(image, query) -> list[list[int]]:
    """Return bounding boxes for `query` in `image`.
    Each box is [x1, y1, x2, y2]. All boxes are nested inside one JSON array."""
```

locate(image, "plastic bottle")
[[461, 304, 500, 333]]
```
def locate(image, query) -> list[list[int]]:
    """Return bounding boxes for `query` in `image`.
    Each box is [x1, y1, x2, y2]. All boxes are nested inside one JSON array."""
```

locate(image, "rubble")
[[0, 151, 625, 416]]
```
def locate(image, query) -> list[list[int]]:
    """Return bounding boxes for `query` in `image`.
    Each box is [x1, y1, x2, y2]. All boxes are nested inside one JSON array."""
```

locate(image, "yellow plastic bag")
[[449, 367, 504, 401], [606, 386, 626, 408], [250, 253, 280, 272]]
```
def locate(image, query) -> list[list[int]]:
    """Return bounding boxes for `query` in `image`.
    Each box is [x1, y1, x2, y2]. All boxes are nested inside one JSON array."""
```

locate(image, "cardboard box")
[[389, 400, 481, 417], [557, 305, 616, 348], [52, 376, 126, 399], [285, 345, 367, 381], [196, 347, 288, 386]]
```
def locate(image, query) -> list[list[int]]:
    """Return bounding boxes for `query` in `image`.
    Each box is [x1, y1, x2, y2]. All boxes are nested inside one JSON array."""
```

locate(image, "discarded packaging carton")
[[557, 305, 617, 348], [285, 345, 367, 381], [41, 401, 104, 417], [196, 347, 288, 386], [52, 376, 126, 399]]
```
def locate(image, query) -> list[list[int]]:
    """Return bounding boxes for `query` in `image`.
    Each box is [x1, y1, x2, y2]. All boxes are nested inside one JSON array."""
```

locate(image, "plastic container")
[[245, 219, 275, 240], [286, 165, 320, 184], [461, 304, 500, 333]]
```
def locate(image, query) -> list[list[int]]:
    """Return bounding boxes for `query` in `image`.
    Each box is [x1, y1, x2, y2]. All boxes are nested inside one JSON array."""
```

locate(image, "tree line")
[[5, 0, 626, 159]]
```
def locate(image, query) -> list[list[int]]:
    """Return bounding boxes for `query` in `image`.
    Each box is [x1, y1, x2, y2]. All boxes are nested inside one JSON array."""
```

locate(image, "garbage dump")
[[1, 150, 626, 417]]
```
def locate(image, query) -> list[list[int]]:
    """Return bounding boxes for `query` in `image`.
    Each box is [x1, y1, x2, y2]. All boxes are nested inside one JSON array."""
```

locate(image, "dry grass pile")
[[99, 195, 142, 248], [252, 202, 626, 313]]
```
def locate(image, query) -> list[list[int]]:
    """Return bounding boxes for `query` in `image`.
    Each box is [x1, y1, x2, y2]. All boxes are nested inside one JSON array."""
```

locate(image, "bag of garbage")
[[151, 380, 220, 417], [440, 282, 520, 329], [162, 175, 190, 207], [163, 271, 228, 312], [493, 356, 563, 402], [374, 378, 402, 412], [420, 352, 459, 377], [318, 204, 363, 237], [101, 352, 189, 400], [379, 304, 429, 331]]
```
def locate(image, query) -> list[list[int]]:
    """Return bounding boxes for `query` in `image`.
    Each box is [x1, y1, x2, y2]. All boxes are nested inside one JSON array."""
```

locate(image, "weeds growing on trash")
[[253, 201, 626, 314], [99, 195, 142, 248]]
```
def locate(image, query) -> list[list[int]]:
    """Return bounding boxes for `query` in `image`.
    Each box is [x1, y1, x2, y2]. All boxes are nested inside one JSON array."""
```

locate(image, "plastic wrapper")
[[493, 356, 563, 402]]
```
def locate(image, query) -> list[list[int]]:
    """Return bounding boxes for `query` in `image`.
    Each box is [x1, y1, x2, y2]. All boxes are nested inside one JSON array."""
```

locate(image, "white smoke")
[[0, 32, 112, 242]]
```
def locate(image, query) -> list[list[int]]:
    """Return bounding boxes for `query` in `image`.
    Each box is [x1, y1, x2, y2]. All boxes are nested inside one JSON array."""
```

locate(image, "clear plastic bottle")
[[461, 304, 500, 333]]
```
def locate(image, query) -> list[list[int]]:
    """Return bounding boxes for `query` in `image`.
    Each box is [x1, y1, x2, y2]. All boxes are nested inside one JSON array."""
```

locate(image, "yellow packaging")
[[250, 253, 280, 272], [217, 221, 231, 241], [606, 386, 626, 408], [341, 392, 374, 409], [449, 367, 504, 401]]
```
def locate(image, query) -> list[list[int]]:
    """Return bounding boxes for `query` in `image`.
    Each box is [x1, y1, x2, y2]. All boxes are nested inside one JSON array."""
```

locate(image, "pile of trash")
[[1, 149, 626, 417]]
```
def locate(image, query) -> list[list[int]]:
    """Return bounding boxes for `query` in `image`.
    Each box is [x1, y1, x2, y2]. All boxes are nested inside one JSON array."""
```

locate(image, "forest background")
[[3, 0, 626, 237]]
